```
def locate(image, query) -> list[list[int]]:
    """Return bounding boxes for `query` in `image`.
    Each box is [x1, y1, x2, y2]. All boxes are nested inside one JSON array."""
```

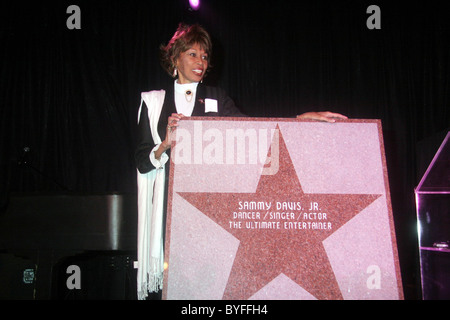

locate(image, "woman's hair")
[[160, 23, 213, 78]]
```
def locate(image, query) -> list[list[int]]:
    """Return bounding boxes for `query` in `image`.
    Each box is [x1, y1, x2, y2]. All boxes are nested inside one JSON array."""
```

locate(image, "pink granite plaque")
[[162, 118, 403, 300]]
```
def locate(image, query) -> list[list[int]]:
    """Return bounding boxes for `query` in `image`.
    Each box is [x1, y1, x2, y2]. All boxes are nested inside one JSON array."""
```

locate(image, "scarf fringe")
[[137, 272, 163, 300]]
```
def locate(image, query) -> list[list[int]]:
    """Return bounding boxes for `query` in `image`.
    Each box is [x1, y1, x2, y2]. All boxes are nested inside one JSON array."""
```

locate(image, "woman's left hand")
[[296, 111, 348, 123]]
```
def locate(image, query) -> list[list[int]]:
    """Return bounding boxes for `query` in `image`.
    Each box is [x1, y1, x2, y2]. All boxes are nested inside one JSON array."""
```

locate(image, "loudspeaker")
[[0, 253, 36, 299]]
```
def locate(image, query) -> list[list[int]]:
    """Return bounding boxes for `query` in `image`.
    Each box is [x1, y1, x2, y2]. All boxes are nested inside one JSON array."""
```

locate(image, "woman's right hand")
[[155, 113, 186, 159]]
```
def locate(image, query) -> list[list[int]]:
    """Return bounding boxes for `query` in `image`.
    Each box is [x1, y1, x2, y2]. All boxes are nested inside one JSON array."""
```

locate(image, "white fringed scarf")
[[136, 90, 167, 300]]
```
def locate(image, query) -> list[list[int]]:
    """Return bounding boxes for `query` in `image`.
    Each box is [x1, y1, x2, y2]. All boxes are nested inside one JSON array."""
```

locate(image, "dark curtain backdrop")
[[1, 0, 449, 299]]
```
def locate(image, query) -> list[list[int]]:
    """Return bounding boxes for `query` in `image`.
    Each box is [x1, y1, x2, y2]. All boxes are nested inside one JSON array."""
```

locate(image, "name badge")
[[205, 99, 218, 113]]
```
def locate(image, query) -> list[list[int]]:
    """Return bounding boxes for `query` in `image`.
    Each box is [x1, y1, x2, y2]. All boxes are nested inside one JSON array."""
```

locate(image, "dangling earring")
[[173, 68, 178, 78]]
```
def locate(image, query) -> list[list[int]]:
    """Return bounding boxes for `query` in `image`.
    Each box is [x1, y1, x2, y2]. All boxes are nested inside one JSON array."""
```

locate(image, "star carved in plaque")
[[178, 125, 381, 300]]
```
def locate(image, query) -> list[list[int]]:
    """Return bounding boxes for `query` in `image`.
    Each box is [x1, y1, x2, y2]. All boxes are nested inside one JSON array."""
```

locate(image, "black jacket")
[[135, 83, 245, 174]]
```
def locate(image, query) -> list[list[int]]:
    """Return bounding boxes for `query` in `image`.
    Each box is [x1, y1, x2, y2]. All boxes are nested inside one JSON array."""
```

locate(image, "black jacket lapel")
[[191, 83, 207, 116]]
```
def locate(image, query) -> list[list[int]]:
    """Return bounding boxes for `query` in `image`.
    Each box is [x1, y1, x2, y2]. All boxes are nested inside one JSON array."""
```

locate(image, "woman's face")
[[175, 43, 209, 84]]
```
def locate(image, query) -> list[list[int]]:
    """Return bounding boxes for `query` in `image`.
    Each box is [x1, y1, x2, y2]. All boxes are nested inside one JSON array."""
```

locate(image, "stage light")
[[189, 0, 200, 11]]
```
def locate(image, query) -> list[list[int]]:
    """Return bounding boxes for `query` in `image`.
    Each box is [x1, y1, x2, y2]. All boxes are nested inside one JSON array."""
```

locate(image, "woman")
[[135, 23, 346, 300]]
